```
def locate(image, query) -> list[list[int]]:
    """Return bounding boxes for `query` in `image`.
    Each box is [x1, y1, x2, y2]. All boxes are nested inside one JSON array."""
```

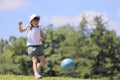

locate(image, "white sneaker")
[[37, 63, 41, 74], [34, 72, 42, 79]]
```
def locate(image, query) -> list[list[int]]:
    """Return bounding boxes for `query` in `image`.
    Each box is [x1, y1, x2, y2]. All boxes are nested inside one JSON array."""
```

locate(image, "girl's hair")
[[30, 24, 33, 30], [30, 17, 39, 30]]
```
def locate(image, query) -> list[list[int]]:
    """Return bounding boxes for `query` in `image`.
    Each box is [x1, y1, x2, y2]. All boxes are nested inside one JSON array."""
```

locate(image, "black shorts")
[[27, 45, 44, 57]]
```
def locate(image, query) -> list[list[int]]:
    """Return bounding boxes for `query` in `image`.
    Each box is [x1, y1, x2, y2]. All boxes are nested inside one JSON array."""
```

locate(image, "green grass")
[[0, 75, 107, 80]]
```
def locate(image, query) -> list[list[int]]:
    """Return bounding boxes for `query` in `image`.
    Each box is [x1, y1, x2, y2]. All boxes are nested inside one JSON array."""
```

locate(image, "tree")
[[9, 36, 17, 45], [9, 37, 32, 75], [90, 16, 120, 79], [0, 39, 9, 54]]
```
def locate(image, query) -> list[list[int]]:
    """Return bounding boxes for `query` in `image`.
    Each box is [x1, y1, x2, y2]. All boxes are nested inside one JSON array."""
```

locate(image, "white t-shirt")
[[27, 25, 42, 46]]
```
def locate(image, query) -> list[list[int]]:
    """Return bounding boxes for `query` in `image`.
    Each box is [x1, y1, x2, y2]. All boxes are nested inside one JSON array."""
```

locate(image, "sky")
[[0, 0, 120, 40]]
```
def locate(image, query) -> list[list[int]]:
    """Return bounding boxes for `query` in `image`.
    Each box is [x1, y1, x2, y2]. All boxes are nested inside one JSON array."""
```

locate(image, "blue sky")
[[0, 0, 120, 39]]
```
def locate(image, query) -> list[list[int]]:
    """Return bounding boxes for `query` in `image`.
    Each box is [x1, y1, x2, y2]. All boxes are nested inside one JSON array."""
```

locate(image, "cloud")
[[108, 21, 120, 36], [108, 10, 120, 32], [48, 11, 109, 28], [109, 21, 120, 30], [0, 0, 31, 11], [117, 10, 120, 18], [50, 16, 81, 26]]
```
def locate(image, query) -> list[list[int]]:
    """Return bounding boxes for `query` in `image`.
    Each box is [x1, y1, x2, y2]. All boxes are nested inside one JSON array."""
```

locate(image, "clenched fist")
[[18, 21, 22, 26]]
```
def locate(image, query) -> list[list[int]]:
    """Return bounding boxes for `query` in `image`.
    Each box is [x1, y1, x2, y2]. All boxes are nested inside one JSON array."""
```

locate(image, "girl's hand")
[[18, 21, 22, 26], [40, 37, 44, 41]]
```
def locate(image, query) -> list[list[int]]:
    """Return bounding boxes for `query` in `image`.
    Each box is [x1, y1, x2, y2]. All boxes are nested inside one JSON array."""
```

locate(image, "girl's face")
[[31, 17, 40, 27]]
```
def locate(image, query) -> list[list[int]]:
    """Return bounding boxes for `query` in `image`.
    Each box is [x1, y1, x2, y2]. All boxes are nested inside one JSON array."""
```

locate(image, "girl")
[[18, 14, 46, 79]]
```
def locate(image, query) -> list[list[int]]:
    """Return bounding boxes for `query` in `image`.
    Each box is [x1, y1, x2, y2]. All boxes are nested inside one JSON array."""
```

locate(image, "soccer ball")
[[61, 58, 75, 73]]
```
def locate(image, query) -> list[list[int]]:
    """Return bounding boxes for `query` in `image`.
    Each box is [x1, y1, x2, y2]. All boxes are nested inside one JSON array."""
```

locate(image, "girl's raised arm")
[[18, 21, 29, 32]]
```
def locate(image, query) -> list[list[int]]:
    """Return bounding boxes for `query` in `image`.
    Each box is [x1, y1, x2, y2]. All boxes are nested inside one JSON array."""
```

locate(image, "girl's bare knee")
[[32, 57, 37, 63], [41, 60, 46, 66], [43, 60, 46, 65], [39, 56, 46, 66]]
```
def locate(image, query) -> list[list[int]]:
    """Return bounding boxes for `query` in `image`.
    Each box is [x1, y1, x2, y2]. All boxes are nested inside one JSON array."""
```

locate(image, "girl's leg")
[[38, 55, 46, 67], [32, 56, 42, 78], [37, 56, 46, 74], [32, 56, 37, 73]]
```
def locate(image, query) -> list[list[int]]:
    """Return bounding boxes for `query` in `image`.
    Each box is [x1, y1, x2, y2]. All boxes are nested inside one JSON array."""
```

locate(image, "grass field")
[[0, 75, 104, 80]]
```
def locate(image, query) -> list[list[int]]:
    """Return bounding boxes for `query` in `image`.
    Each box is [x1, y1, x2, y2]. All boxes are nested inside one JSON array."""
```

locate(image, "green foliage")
[[0, 39, 9, 54], [0, 55, 20, 74], [9, 36, 17, 45], [0, 37, 32, 75]]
